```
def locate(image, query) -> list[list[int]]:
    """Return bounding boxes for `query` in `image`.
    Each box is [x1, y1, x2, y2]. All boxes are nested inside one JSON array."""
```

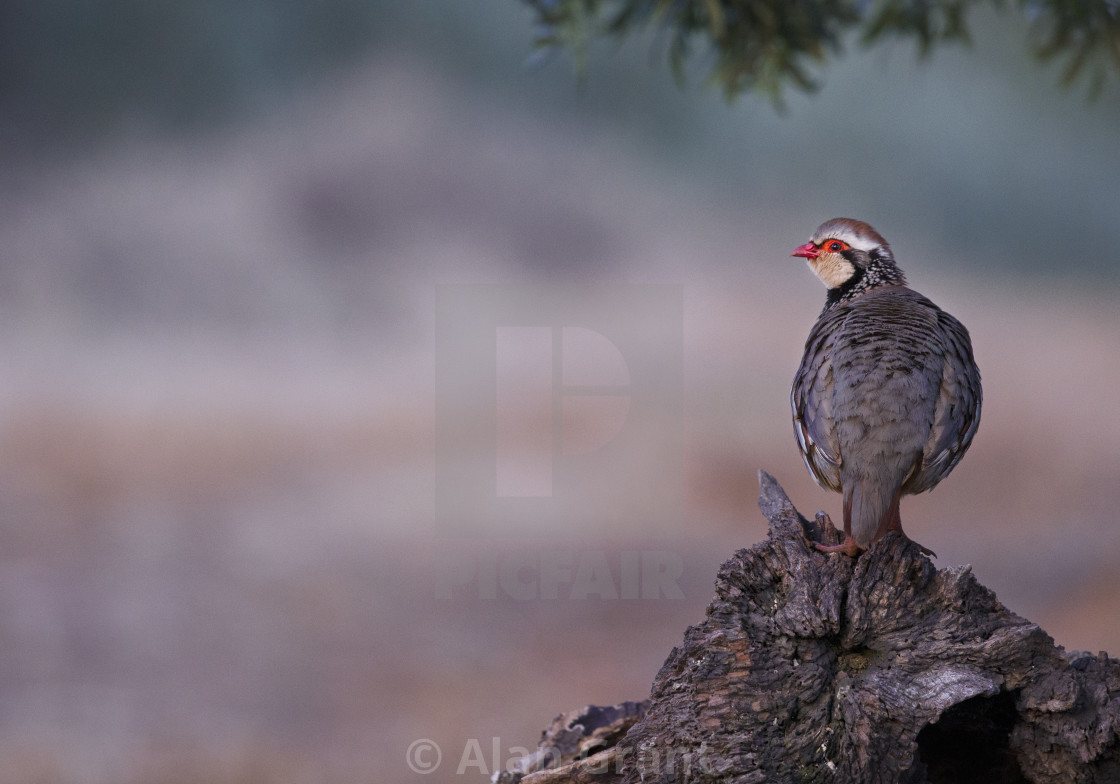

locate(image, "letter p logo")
[[436, 285, 682, 537], [495, 325, 631, 497]]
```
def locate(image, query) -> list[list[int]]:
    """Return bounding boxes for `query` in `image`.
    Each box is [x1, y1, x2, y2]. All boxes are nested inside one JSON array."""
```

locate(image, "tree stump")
[[501, 471, 1120, 784]]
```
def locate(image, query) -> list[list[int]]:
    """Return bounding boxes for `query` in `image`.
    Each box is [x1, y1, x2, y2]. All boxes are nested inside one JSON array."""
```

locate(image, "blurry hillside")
[[0, 2, 1119, 783]]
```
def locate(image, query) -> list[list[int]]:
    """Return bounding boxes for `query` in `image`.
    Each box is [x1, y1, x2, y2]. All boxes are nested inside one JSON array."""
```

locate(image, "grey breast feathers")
[[791, 287, 981, 494]]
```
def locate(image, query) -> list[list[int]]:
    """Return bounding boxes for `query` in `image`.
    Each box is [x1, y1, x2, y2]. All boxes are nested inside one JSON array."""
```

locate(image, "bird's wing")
[[791, 313, 843, 491], [908, 309, 982, 493]]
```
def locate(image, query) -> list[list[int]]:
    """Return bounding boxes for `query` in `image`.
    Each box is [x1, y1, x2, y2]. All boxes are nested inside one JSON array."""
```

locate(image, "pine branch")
[[523, 0, 1120, 101]]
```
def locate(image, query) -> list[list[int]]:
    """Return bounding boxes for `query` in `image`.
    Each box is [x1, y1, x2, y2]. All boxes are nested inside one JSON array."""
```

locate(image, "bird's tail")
[[843, 479, 903, 549]]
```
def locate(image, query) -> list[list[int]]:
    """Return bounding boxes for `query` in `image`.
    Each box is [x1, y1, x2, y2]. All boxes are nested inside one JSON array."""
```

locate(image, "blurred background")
[[1, 1, 1119, 782]]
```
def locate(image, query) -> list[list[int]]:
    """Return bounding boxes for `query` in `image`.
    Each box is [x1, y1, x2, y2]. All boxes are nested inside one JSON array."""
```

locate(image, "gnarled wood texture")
[[499, 471, 1120, 784]]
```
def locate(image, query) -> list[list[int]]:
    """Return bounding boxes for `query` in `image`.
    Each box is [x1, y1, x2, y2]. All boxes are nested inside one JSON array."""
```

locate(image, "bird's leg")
[[810, 511, 863, 556], [880, 499, 937, 558]]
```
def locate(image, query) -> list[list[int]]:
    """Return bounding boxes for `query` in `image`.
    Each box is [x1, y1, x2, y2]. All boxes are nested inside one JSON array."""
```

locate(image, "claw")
[[815, 510, 841, 545], [805, 511, 863, 556], [914, 542, 937, 558]]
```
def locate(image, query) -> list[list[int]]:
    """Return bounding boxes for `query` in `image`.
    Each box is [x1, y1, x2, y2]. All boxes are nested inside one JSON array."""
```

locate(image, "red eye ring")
[[825, 240, 850, 253]]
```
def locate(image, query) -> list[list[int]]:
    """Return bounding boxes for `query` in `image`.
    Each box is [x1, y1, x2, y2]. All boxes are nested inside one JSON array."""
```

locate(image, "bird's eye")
[[826, 240, 849, 253]]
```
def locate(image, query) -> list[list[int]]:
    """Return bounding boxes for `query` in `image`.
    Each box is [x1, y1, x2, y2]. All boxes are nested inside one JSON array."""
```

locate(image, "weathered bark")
[[494, 702, 648, 784], [499, 471, 1120, 784]]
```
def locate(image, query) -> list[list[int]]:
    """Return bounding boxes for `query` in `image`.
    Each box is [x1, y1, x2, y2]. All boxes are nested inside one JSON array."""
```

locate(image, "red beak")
[[791, 242, 819, 259]]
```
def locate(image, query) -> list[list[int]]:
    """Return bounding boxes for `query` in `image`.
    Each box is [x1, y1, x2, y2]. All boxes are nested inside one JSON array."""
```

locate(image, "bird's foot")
[[813, 537, 864, 557], [911, 540, 937, 559], [885, 521, 938, 559], [809, 512, 863, 556]]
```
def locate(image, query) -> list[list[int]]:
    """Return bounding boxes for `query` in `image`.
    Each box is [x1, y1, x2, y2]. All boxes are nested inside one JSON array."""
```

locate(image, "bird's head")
[[792, 218, 906, 305]]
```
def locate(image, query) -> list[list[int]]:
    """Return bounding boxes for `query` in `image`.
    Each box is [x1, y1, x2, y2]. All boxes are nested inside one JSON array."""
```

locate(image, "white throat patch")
[[808, 256, 857, 289]]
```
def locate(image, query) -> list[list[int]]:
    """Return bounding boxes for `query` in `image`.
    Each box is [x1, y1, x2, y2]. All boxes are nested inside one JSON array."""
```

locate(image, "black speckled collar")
[[824, 248, 907, 311]]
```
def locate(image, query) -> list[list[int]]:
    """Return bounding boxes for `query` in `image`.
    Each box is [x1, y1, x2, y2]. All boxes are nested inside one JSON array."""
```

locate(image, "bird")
[[789, 218, 981, 556]]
